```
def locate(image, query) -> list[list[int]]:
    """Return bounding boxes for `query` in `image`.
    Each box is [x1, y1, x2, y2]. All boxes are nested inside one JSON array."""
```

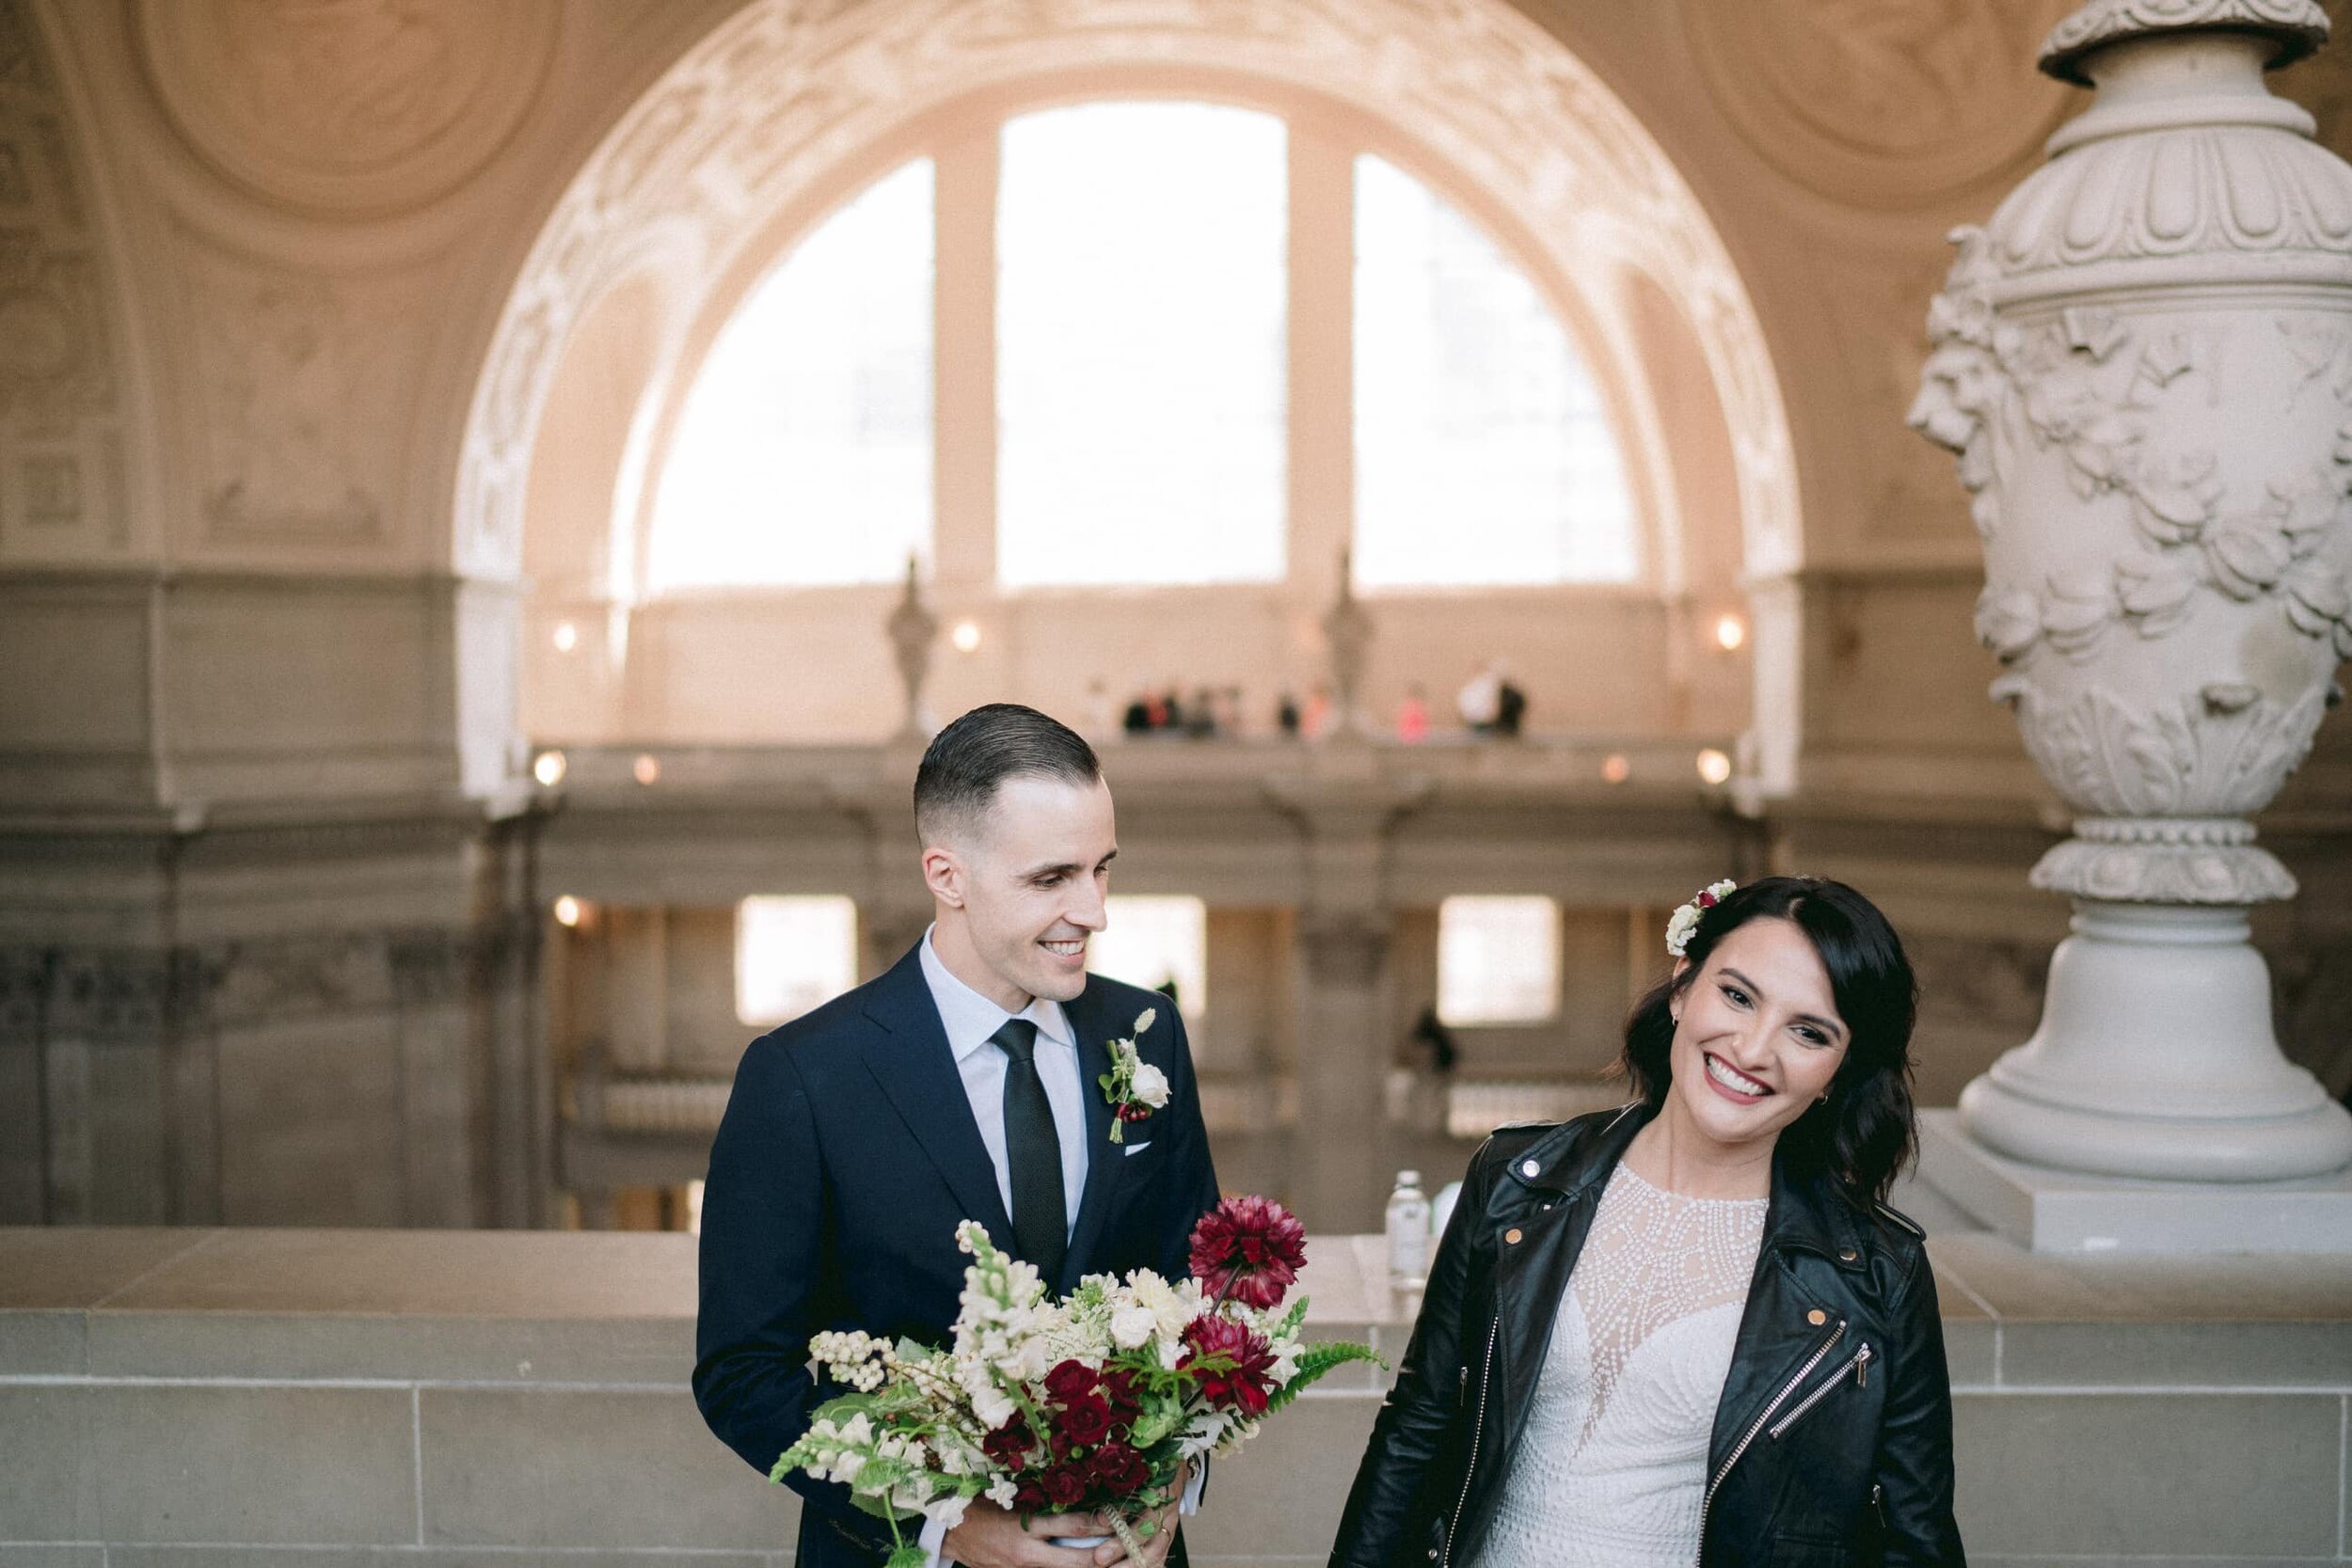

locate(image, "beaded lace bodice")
[[1471, 1163, 1767, 1568]]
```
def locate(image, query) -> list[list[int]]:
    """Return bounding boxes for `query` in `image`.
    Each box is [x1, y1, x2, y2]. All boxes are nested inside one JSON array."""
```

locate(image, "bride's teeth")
[[1706, 1053, 1769, 1096]]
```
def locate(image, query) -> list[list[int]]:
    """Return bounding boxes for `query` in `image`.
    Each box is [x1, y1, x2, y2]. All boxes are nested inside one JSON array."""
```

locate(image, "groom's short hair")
[[914, 704, 1101, 847]]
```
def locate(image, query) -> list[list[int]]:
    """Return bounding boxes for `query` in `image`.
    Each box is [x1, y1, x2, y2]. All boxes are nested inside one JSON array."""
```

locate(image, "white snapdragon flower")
[[924, 1494, 973, 1529], [1007, 1334, 1057, 1382], [1109, 1303, 1158, 1349], [971, 1383, 1016, 1431], [987, 1477, 1020, 1510]]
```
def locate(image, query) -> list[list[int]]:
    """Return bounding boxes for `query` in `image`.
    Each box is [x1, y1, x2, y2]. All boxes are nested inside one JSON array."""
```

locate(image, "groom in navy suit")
[[696, 704, 1221, 1568]]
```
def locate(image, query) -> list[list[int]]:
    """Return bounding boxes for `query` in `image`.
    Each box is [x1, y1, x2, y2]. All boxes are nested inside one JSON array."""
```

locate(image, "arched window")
[[647, 104, 1636, 596], [1353, 155, 1635, 588], [996, 103, 1287, 588], [648, 159, 935, 592]]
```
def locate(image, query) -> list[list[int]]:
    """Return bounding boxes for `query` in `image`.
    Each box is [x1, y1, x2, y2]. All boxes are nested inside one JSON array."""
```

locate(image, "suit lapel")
[[860, 947, 1017, 1246], [1059, 978, 1123, 1290]]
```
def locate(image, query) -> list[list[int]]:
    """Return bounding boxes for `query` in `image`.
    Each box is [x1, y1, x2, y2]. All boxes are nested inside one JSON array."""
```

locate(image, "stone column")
[[1911, 0, 2352, 1181], [1265, 762, 1428, 1230], [1292, 911, 1395, 1232]]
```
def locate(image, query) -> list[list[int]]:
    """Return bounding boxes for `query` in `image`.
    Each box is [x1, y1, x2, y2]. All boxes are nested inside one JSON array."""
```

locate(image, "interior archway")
[[456, 0, 1801, 766]]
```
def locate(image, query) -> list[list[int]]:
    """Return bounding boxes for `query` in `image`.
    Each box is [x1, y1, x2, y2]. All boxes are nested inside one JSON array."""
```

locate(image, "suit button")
[[1521, 1159, 1539, 1178], [1504, 1227, 1523, 1244], [1806, 1307, 1827, 1325]]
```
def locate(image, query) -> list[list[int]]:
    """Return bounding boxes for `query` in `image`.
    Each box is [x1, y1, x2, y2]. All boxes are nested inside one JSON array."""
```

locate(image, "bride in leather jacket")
[[1329, 877, 1963, 1568]]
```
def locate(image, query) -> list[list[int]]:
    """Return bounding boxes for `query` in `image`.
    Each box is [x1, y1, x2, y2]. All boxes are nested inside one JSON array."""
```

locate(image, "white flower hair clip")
[[1664, 879, 1738, 958]]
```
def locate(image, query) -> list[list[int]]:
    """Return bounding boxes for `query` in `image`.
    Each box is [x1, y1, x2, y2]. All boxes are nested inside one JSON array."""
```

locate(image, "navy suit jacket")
[[694, 944, 1222, 1566]]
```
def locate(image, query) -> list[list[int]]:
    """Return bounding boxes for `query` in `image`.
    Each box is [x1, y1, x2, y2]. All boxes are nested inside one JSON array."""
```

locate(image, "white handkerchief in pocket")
[[1123, 1140, 1153, 1156]]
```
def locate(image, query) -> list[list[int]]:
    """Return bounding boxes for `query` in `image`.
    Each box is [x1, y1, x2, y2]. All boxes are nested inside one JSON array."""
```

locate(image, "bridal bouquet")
[[774, 1196, 1381, 1567]]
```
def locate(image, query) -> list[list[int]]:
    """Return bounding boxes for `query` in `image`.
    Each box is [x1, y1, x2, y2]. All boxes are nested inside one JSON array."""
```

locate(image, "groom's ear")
[[922, 843, 967, 908]]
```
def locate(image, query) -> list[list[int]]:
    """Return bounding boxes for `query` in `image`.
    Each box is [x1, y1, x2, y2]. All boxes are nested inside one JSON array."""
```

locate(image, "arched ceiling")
[[453, 0, 1799, 589]]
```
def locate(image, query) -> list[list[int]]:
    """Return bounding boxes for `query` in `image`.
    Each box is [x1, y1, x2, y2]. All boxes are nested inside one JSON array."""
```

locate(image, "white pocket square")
[[1123, 1140, 1153, 1156]]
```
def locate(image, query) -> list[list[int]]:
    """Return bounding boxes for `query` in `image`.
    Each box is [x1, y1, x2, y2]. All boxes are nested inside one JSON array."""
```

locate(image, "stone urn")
[[1910, 0, 2352, 1180]]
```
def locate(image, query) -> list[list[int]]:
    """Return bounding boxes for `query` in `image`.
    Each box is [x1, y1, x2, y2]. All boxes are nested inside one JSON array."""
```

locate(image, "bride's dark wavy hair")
[[1620, 876, 1920, 1205]]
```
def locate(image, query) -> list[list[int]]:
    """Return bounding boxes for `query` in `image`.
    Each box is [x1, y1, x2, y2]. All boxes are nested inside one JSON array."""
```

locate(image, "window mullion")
[[1287, 117, 1355, 607], [933, 128, 999, 592]]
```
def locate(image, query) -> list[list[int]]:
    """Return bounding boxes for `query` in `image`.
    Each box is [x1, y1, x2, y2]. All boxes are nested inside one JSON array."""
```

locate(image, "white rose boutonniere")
[[1099, 1008, 1169, 1144]]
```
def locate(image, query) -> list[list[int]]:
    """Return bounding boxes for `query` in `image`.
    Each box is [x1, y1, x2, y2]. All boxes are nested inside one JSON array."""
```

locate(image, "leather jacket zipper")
[[1767, 1341, 1872, 1440], [1440, 1319, 1500, 1567], [1695, 1318, 1846, 1564]]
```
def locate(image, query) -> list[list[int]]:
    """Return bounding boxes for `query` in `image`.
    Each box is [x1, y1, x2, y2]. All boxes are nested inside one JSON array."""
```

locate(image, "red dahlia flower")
[[1180, 1313, 1278, 1417], [1041, 1465, 1089, 1509], [1044, 1359, 1099, 1401], [1187, 1195, 1308, 1308], [1099, 1367, 1141, 1418], [981, 1416, 1033, 1469], [1060, 1392, 1113, 1447], [1089, 1441, 1151, 1495]]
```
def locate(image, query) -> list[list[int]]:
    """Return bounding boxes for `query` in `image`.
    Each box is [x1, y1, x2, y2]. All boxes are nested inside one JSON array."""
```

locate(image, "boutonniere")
[[1099, 1008, 1171, 1145]]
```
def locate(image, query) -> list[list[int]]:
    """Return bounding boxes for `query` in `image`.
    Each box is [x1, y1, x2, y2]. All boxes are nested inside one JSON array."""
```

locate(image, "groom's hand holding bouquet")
[[775, 1196, 1380, 1568]]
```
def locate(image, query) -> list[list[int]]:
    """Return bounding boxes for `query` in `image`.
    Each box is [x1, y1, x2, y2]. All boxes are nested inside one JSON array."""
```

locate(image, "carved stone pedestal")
[[1911, 0, 2352, 1198]]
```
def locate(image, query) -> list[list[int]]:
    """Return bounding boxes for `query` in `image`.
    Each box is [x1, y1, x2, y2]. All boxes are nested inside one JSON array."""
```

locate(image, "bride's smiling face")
[[1664, 916, 1850, 1157]]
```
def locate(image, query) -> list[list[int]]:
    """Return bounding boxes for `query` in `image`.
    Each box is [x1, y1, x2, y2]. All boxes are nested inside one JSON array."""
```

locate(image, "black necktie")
[[991, 1018, 1067, 1280]]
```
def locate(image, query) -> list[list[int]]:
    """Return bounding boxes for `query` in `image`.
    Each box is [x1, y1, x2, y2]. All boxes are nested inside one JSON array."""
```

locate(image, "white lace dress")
[[1471, 1164, 1768, 1568]]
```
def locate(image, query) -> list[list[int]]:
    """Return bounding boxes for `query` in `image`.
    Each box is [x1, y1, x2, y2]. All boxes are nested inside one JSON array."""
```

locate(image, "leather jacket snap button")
[[1806, 1307, 1827, 1325], [1504, 1227, 1523, 1244], [1521, 1159, 1539, 1177], [1839, 1247, 1859, 1262]]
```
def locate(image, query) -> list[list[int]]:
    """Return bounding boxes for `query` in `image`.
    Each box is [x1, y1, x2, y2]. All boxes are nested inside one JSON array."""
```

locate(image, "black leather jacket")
[[1330, 1105, 1963, 1568]]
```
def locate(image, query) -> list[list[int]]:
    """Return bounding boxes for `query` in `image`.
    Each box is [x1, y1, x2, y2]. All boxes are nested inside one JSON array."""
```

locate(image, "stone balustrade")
[[3, 1227, 2349, 1564]]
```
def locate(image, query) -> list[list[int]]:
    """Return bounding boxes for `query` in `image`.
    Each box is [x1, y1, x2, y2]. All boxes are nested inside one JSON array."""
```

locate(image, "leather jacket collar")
[[1501, 1101, 1880, 1274]]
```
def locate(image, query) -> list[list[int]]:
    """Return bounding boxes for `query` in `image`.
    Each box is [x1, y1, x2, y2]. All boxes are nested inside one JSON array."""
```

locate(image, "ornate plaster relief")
[[131, 0, 560, 221], [1686, 0, 2077, 208], [0, 0, 127, 556]]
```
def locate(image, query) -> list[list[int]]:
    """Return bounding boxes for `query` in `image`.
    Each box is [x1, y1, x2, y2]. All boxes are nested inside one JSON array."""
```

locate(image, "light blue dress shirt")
[[918, 928, 1089, 1238]]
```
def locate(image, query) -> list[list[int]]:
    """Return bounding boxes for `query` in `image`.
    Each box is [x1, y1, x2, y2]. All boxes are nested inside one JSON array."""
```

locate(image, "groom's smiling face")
[[927, 771, 1118, 1010]]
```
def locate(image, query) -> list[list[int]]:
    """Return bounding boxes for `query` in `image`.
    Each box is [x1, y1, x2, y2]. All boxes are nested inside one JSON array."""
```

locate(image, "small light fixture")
[[1713, 613, 1747, 653], [553, 895, 583, 928], [532, 749, 567, 787], [632, 753, 660, 785], [552, 621, 579, 654], [1696, 748, 1733, 785], [950, 620, 982, 654], [1601, 753, 1630, 784]]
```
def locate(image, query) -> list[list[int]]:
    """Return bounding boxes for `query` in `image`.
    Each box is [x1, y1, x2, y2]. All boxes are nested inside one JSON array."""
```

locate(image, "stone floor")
[[1, 1226, 2348, 1565]]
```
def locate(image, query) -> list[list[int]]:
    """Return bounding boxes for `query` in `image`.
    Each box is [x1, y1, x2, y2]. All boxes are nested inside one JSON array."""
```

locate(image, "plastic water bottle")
[[1386, 1170, 1431, 1289]]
